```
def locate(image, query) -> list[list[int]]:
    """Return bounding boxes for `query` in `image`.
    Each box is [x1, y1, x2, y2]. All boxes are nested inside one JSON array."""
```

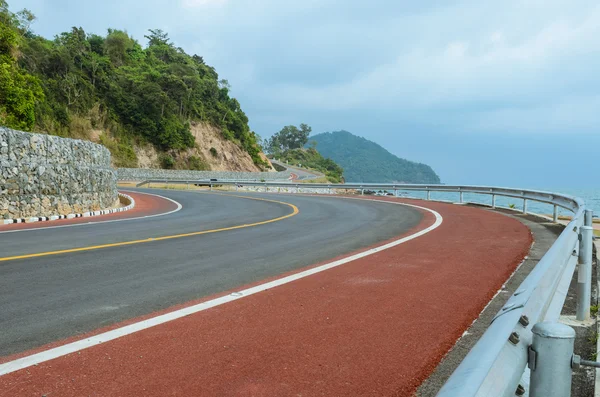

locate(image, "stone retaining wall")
[[1, 127, 118, 219], [117, 168, 291, 182]]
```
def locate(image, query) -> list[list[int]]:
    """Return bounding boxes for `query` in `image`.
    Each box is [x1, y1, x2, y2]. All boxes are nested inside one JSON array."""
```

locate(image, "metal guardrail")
[[136, 179, 594, 396]]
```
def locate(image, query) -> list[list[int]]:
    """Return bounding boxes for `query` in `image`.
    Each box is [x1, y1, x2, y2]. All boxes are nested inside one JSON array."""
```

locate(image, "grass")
[[594, 229, 600, 237]]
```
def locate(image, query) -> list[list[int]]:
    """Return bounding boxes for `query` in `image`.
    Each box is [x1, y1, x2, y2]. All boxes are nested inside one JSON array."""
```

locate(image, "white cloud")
[[19, 0, 600, 135], [209, 0, 600, 135]]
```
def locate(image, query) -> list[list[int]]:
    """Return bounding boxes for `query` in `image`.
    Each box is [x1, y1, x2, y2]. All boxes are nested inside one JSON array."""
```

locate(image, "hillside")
[[308, 131, 440, 183], [0, 1, 270, 171]]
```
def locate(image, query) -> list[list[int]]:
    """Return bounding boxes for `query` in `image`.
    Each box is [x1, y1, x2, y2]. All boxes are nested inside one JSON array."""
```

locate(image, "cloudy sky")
[[16, 0, 600, 187]]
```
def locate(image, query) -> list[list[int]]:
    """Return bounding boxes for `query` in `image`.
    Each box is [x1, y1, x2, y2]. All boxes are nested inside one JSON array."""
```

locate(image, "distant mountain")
[[308, 131, 441, 184]]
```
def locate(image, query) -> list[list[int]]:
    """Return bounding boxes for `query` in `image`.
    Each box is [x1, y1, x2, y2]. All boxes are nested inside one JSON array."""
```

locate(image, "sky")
[[15, 0, 600, 188]]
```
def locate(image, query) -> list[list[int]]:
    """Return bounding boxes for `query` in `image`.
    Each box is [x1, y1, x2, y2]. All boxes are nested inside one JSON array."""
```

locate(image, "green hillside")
[[308, 131, 440, 183], [0, 0, 266, 168]]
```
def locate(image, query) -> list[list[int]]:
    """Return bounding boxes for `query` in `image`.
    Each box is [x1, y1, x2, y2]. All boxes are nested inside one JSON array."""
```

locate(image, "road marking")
[[0, 200, 442, 376], [0, 195, 299, 262], [0, 191, 182, 235]]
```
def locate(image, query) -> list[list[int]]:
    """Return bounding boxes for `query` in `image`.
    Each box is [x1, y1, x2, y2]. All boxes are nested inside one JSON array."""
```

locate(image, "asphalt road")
[[0, 189, 422, 356]]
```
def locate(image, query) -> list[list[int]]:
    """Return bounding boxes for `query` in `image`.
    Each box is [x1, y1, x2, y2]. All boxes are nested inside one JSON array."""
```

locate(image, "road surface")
[[0, 189, 532, 396]]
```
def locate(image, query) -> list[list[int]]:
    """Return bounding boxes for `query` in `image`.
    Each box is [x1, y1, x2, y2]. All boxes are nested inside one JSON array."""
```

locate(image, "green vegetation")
[[308, 130, 440, 184], [264, 124, 344, 183], [0, 1, 266, 167], [98, 133, 137, 167], [209, 147, 218, 157], [264, 124, 311, 155], [159, 153, 175, 169], [186, 155, 209, 171], [278, 147, 344, 183]]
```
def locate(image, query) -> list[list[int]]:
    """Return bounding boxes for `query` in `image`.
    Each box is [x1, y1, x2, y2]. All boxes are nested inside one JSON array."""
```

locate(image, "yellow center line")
[[0, 194, 299, 262]]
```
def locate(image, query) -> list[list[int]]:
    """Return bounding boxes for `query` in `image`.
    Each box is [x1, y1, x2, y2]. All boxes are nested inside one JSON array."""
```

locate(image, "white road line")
[[0, 191, 182, 234], [0, 200, 442, 376]]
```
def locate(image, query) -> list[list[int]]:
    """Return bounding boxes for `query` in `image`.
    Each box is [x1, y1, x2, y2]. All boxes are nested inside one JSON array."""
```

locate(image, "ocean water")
[[394, 187, 600, 217]]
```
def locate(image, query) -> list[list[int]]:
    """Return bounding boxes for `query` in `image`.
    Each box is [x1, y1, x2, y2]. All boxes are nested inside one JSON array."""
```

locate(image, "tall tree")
[[0, 0, 43, 130], [266, 123, 312, 154]]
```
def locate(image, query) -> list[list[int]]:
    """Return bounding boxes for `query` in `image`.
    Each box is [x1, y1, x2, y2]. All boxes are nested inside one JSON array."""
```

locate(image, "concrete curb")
[[2, 193, 135, 225]]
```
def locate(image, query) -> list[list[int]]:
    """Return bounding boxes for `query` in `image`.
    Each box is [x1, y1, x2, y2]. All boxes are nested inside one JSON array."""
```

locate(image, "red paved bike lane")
[[0, 198, 532, 396]]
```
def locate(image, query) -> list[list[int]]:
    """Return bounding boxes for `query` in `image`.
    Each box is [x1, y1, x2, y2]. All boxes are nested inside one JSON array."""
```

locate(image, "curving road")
[[0, 189, 423, 357]]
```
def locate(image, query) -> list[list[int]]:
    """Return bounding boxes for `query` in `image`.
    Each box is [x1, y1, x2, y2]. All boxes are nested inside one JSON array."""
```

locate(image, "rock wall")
[[117, 168, 291, 182], [1, 127, 117, 219]]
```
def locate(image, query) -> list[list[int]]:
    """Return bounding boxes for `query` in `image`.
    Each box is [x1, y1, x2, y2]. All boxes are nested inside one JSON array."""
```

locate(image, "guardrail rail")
[[135, 179, 594, 396]]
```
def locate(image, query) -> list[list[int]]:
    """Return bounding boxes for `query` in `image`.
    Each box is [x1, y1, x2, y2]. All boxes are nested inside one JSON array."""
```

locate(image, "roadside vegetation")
[[0, 1, 267, 168], [263, 124, 344, 183]]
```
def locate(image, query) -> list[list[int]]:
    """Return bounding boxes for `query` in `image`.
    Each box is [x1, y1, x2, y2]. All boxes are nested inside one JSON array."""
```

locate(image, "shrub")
[[159, 153, 175, 169], [209, 147, 218, 157], [188, 155, 209, 171], [99, 133, 138, 167]]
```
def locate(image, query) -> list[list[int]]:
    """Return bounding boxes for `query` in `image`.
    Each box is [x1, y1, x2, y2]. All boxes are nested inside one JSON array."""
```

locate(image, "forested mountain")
[[308, 131, 440, 183], [0, 0, 267, 169]]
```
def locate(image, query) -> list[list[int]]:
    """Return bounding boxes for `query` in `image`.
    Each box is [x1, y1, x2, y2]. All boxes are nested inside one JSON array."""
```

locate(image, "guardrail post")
[[427, 190, 431, 201], [554, 205, 559, 223], [529, 322, 575, 397], [585, 209, 593, 226], [576, 209, 594, 321], [186, 181, 189, 190], [361, 188, 364, 196], [459, 191, 464, 203], [492, 194, 496, 209], [523, 199, 528, 214], [210, 183, 212, 191]]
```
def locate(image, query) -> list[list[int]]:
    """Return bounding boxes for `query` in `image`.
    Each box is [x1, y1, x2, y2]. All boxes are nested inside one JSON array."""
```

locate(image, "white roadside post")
[[576, 209, 594, 321]]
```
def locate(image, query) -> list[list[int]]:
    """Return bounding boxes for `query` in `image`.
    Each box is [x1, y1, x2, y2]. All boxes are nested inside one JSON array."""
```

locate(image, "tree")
[[266, 124, 312, 154], [0, 0, 268, 167], [0, 0, 43, 130], [104, 29, 135, 66], [145, 29, 170, 47]]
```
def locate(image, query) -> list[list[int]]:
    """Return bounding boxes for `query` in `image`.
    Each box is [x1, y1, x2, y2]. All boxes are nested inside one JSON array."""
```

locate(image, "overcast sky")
[[16, 0, 600, 187]]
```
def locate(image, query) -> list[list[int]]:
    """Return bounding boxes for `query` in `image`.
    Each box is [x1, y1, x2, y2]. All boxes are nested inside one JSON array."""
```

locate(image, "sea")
[[392, 187, 600, 218]]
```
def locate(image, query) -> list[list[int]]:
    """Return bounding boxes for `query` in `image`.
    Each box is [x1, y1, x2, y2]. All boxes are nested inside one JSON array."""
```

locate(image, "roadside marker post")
[[576, 209, 594, 321]]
